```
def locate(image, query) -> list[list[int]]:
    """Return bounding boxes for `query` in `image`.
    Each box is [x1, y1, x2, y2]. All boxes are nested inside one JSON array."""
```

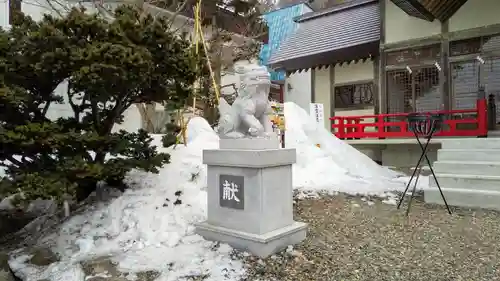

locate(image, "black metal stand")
[[397, 113, 452, 216]]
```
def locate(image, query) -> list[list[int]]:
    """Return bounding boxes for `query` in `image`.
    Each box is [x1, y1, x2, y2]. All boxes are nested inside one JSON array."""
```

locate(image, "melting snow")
[[8, 102, 427, 281]]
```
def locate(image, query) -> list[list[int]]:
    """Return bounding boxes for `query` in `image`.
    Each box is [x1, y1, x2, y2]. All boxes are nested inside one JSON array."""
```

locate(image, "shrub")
[[0, 6, 198, 202]]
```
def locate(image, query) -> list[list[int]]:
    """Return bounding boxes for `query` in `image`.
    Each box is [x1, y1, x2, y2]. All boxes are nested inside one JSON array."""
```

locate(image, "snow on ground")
[[283, 102, 427, 198], [9, 103, 426, 281]]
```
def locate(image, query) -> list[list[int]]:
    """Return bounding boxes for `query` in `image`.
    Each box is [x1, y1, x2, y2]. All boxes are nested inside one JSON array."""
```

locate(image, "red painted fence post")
[[377, 115, 385, 139], [337, 117, 345, 139], [477, 98, 488, 137]]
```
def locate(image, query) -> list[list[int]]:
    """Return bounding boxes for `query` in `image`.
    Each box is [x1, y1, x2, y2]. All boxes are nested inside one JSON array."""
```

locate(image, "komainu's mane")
[[236, 64, 271, 99]]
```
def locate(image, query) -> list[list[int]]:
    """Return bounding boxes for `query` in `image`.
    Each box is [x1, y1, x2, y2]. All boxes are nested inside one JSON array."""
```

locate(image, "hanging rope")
[[192, 0, 201, 116], [196, 0, 221, 103], [175, 0, 222, 146]]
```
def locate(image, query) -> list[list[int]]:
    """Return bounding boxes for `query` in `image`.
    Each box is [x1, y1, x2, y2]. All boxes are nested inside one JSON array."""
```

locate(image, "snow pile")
[[284, 102, 415, 197], [9, 105, 423, 281], [10, 118, 243, 281]]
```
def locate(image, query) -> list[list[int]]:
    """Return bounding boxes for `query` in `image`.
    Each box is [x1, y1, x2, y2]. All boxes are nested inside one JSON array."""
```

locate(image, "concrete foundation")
[[346, 138, 442, 168], [196, 138, 307, 258]]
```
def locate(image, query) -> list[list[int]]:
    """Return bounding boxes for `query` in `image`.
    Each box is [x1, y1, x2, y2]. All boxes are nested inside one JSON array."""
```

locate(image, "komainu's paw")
[[225, 132, 245, 138], [248, 127, 260, 136]]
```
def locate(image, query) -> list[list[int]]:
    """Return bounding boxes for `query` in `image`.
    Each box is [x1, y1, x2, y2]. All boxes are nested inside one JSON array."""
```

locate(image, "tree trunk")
[[203, 17, 222, 126], [202, 76, 218, 126], [136, 103, 156, 132]]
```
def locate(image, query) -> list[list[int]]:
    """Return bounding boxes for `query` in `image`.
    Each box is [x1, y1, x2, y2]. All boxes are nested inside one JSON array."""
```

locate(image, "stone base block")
[[219, 138, 279, 150], [195, 221, 307, 258]]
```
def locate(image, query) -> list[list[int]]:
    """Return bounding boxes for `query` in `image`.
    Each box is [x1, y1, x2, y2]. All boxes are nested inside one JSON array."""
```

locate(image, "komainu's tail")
[[217, 97, 234, 135], [218, 97, 231, 116]]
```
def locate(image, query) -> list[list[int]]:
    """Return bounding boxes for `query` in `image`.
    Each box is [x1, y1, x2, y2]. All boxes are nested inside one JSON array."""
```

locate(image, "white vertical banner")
[[309, 103, 325, 125]]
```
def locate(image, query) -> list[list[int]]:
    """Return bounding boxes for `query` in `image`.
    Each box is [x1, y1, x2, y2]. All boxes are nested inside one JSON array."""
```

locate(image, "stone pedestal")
[[195, 138, 307, 258]]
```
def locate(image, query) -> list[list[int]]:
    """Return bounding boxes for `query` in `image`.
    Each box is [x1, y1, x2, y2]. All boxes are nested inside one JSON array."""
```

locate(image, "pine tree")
[[0, 6, 199, 202]]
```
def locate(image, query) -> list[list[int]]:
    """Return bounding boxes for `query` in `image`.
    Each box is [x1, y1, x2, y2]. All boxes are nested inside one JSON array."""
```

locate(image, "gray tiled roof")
[[268, 0, 380, 71]]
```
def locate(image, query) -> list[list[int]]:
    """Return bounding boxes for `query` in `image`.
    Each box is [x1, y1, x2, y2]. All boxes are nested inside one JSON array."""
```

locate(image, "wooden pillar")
[[329, 65, 336, 131], [285, 71, 291, 103], [310, 68, 316, 103], [441, 20, 450, 110], [373, 56, 380, 114], [379, 0, 387, 114]]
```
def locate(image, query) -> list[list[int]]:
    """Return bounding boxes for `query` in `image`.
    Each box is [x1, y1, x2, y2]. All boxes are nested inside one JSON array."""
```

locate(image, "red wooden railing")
[[330, 99, 488, 139]]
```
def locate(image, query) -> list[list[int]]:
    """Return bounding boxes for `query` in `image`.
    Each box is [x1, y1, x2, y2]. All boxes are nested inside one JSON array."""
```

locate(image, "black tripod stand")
[[397, 113, 452, 216]]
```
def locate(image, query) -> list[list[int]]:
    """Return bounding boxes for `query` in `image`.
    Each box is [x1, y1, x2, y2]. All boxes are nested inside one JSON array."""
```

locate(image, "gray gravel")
[[241, 194, 500, 281]]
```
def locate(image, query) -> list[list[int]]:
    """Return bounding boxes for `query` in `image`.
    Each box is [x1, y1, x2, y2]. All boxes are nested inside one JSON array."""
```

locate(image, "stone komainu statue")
[[217, 64, 275, 139]]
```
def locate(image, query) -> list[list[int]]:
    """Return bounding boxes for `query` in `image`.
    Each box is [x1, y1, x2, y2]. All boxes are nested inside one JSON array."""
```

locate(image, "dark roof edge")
[[264, 0, 315, 15], [268, 40, 379, 71], [293, 0, 378, 22]]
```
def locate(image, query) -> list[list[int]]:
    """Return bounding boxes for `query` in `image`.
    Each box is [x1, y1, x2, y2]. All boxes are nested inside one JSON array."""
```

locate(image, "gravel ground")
[[241, 194, 500, 281]]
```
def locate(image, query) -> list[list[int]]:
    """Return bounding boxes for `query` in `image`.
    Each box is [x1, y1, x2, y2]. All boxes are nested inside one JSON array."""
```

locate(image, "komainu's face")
[[238, 64, 271, 97]]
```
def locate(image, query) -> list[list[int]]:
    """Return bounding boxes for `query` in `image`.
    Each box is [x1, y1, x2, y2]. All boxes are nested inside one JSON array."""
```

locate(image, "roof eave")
[[294, 0, 378, 23], [422, 0, 469, 22], [389, 0, 435, 21], [268, 41, 380, 72], [391, 0, 469, 22]]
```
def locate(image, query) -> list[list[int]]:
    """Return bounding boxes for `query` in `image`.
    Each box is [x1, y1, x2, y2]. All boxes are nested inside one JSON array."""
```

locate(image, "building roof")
[[144, 1, 269, 43], [271, 0, 353, 13], [267, 0, 380, 72], [419, 0, 468, 22], [272, 0, 315, 12], [391, 0, 468, 22], [294, 0, 377, 22], [389, 0, 435, 21]]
